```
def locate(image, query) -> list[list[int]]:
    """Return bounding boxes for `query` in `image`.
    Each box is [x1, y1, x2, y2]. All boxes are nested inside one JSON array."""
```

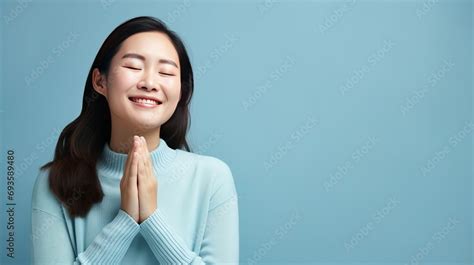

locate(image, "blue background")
[[0, 0, 472, 264]]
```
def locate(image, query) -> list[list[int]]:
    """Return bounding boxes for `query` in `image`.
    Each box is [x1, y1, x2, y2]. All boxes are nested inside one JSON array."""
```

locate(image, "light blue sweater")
[[31, 138, 239, 265]]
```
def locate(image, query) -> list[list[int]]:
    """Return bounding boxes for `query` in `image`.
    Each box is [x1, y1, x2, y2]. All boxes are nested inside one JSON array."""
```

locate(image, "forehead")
[[117, 31, 179, 66]]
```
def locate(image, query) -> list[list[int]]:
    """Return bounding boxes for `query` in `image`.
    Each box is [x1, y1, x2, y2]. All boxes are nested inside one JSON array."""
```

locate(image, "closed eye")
[[160, 72, 175, 76], [124, 66, 141, 70]]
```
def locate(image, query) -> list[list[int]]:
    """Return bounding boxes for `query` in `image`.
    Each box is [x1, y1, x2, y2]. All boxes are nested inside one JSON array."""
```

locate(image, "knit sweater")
[[30, 138, 239, 265]]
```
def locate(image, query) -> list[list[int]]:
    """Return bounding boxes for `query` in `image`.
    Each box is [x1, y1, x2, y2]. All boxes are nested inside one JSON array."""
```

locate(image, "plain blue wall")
[[1, 0, 472, 264]]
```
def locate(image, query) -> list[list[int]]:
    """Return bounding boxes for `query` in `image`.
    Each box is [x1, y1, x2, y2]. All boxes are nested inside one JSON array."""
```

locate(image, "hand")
[[120, 136, 140, 223], [136, 136, 158, 223], [120, 136, 158, 224]]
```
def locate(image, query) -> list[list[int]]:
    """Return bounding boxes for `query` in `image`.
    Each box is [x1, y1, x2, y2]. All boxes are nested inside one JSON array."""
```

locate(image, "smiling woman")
[[30, 16, 239, 265]]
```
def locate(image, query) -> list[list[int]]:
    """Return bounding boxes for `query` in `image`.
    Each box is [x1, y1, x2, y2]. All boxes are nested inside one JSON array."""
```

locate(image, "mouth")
[[128, 97, 162, 108]]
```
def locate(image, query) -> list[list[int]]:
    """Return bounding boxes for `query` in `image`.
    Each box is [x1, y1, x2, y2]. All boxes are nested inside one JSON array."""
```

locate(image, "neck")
[[109, 115, 161, 154], [98, 137, 178, 179]]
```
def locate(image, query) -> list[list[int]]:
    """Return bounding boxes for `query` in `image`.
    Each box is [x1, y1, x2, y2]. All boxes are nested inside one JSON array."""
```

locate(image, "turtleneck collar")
[[97, 138, 177, 179]]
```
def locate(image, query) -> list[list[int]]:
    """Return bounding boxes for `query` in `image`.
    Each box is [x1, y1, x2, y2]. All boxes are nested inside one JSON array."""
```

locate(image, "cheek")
[[104, 69, 135, 109], [110, 69, 138, 87], [163, 79, 181, 101]]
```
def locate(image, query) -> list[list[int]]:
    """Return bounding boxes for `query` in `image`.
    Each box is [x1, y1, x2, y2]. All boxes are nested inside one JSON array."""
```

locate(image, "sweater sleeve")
[[139, 159, 239, 265], [31, 170, 140, 265], [75, 209, 140, 264]]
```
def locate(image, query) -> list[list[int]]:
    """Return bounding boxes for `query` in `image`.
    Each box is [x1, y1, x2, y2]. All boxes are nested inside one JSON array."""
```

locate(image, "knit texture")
[[31, 138, 239, 265]]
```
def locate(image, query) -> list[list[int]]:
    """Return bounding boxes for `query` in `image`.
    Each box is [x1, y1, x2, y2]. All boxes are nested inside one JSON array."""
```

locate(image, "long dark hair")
[[40, 16, 194, 217]]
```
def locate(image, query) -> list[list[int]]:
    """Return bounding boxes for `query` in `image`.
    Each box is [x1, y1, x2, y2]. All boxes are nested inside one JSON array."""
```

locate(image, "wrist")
[[139, 206, 157, 224]]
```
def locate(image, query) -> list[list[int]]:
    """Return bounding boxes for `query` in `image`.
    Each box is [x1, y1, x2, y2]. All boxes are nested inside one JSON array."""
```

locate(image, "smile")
[[129, 97, 161, 108]]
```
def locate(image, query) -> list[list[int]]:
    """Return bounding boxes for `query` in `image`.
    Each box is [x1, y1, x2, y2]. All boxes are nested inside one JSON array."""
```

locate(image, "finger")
[[139, 137, 150, 176], [140, 137, 149, 169], [137, 136, 144, 156], [140, 136, 146, 153], [137, 151, 146, 183], [129, 151, 138, 185], [124, 136, 138, 179], [141, 137, 152, 172]]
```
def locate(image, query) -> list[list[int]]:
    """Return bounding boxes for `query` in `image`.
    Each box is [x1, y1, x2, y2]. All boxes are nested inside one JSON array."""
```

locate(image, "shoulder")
[[175, 149, 233, 182], [31, 167, 63, 218], [178, 149, 232, 174], [175, 150, 238, 210]]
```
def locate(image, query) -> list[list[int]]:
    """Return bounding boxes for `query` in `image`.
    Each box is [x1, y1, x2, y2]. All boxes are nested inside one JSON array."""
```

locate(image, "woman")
[[31, 16, 239, 265]]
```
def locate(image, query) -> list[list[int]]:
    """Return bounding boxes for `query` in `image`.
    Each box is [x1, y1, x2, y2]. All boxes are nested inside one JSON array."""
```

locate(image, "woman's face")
[[94, 31, 181, 132]]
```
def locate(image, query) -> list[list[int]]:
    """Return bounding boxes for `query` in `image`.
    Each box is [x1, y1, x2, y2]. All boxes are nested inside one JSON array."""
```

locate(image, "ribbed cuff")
[[140, 209, 196, 264], [77, 209, 140, 264]]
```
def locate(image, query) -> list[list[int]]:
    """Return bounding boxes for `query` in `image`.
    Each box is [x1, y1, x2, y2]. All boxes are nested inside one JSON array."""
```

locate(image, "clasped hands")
[[120, 135, 158, 224]]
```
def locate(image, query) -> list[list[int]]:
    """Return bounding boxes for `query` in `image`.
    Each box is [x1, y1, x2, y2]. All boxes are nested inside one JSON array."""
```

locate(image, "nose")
[[137, 70, 158, 91]]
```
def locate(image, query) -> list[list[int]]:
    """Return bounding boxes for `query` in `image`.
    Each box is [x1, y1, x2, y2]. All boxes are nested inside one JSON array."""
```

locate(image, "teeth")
[[132, 98, 159, 105]]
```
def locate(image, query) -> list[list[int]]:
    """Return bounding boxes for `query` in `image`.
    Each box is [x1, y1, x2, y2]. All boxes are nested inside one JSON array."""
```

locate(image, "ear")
[[92, 68, 107, 98]]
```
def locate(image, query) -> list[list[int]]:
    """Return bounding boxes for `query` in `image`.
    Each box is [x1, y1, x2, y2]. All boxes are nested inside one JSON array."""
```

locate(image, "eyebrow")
[[121, 53, 179, 68]]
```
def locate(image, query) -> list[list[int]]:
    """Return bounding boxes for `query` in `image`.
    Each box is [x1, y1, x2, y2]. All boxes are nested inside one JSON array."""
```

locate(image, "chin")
[[136, 121, 162, 131]]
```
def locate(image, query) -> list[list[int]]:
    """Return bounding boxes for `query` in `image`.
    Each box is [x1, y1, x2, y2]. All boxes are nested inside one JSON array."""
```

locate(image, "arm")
[[31, 170, 140, 265], [194, 194, 239, 265], [31, 208, 75, 265], [139, 197, 239, 265], [75, 209, 140, 264], [139, 159, 239, 265], [32, 207, 140, 265]]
